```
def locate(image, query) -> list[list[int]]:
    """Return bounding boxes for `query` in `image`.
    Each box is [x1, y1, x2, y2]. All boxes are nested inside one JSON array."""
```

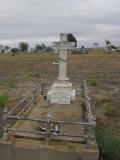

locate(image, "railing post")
[[45, 112, 53, 143], [2, 106, 9, 141], [41, 79, 44, 95], [83, 80, 97, 147], [33, 89, 37, 105], [86, 132, 94, 147]]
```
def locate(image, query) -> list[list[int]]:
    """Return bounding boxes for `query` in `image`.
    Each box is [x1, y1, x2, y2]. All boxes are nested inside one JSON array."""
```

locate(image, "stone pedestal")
[[47, 81, 76, 104]]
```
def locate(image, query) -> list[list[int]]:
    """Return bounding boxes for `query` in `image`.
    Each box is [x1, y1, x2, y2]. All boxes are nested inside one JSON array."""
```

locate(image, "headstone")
[[47, 33, 77, 104]]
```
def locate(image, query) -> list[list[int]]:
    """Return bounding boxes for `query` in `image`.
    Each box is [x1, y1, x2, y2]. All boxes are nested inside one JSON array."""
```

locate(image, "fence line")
[[2, 80, 96, 145]]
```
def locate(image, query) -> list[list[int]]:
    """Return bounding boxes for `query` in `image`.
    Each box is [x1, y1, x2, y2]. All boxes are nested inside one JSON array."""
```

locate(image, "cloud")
[[0, 0, 120, 46]]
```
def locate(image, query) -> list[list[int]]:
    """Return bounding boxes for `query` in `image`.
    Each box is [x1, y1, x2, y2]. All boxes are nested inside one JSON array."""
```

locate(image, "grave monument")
[[47, 33, 77, 104]]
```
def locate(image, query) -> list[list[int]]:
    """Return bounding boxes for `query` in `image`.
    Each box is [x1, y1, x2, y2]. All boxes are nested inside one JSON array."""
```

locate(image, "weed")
[[34, 72, 40, 77], [95, 125, 120, 160], [100, 96, 111, 103], [0, 94, 8, 107], [27, 72, 40, 78], [89, 79, 98, 87], [104, 104, 117, 117]]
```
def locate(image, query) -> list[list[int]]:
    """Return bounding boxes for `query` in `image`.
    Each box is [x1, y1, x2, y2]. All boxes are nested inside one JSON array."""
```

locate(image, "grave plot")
[[0, 80, 98, 160], [0, 34, 98, 160], [8, 88, 84, 142]]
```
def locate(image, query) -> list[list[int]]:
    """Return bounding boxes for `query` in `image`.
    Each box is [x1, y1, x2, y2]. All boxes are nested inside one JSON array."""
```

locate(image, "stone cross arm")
[[52, 33, 77, 81], [52, 41, 76, 50]]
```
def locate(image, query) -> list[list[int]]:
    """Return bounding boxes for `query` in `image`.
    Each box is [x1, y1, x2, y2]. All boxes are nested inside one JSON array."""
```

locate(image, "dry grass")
[[0, 51, 120, 132]]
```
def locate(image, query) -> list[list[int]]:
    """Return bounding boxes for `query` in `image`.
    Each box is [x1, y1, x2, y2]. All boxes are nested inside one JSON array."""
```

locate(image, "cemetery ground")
[[0, 50, 120, 160]]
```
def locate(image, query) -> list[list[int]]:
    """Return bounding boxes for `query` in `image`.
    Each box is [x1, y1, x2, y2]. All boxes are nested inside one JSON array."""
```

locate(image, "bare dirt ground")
[[0, 51, 120, 134], [13, 95, 84, 143]]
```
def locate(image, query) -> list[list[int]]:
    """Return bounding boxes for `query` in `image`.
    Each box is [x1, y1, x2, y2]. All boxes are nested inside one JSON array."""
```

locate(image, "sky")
[[0, 0, 120, 47]]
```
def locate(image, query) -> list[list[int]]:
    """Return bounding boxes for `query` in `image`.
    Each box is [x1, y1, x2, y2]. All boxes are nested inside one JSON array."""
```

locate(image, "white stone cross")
[[52, 33, 76, 81], [47, 33, 77, 104]]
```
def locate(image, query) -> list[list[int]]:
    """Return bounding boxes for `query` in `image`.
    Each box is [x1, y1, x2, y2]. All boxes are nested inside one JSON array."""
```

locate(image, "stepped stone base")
[[47, 81, 76, 104], [0, 139, 99, 160]]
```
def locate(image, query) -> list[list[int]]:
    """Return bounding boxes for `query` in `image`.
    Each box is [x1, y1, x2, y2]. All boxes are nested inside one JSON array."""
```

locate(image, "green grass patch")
[[89, 79, 98, 87], [100, 96, 111, 103], [27, 71, 40, 78], [0, 94, 8, 107], [104, 104, 117, 117], [95, 125, 120, 160]]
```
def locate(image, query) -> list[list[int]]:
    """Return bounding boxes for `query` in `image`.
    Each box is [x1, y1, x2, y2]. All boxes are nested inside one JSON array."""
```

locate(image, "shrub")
[[95, 96, 111, 106], [27, 72, 40, 78], [0, 94, 8, 107], [95, 125, 120, 160], [100, 96, 111, 103], [34, 72, 40, 77], [104, 104, 117, 117], [89, 79, 98, 86]]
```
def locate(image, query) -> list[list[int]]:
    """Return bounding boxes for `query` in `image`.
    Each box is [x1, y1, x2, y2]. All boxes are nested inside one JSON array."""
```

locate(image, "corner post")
[[2, 106, 9, 141]]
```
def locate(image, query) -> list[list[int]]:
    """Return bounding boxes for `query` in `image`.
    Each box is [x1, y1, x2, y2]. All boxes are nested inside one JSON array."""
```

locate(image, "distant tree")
[[41, 43, 46, 51], [35, 43, 47, 52], [35, 44, 42, 52], [11, 48, 19, 55], [5, 45, 10, 50], [93, 43, 99, 48], [46, 46, 53, 52], [0, 45, 3, 49], [0, 45, 4, 53], [19, 42, 29, 52], [0, 45, 3, 53], [4, 45, 10, 53]]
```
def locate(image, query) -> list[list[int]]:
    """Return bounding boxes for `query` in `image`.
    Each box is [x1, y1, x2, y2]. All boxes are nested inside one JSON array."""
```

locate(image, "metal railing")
[[2, 80, 43, 141], [82, 80, 96, 144], [2, 80, 96, 145]]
